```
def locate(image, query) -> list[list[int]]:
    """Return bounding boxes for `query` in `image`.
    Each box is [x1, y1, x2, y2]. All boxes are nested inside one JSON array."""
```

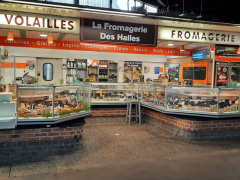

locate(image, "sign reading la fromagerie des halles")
[[81, 18, 157, 46]]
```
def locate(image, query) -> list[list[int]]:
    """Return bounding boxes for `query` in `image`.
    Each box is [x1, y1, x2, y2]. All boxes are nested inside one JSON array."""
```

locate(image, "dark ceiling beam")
[[19, 29, 26, 38], [57, 33, 66, 41]]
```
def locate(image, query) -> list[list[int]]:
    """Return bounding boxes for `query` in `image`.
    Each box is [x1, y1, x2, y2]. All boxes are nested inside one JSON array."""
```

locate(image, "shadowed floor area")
[[1, 121, 240, 180]]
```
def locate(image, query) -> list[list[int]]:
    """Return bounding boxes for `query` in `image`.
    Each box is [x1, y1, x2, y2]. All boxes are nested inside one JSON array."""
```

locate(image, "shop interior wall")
[[1, 56, 36, 85], [165, 57, 213, 87], [116, 61, 165, 82], [6, 47, 167, 84]]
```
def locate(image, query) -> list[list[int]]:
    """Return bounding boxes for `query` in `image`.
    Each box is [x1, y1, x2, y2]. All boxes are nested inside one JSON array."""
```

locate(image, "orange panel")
[[1, 62, 26, 69], [0, 36, 193, 57], [216, 56, 240, 62]]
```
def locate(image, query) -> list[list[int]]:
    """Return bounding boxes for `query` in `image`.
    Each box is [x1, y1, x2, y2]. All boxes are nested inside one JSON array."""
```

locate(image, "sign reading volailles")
[[81, 18, 156, 46], [0, 13, 80, 34]]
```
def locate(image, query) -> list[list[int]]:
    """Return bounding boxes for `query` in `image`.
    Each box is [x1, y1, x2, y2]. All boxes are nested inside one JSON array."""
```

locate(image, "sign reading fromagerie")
[[0, 13, 80, 34], [158, 27, 240, 45], [81, 18, 157, 46]]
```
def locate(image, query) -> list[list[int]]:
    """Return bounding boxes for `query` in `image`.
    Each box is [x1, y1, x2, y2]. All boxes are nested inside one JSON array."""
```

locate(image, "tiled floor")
[[1, 121, 240, 179]]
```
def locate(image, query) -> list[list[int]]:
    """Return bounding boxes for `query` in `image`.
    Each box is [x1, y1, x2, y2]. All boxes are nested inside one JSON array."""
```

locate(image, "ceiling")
[[0, 0, 238, 24], [1, 1, 240, 34], [141, 0, 240, 24]]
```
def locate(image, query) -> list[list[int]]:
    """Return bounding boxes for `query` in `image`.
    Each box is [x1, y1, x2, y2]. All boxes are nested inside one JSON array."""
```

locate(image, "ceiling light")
[[168, 43, 174, 46], [7, 32, 14, 41], [40, 34, 48, 37], [180, 45, 185, 51], [48, 35, 53, 44]]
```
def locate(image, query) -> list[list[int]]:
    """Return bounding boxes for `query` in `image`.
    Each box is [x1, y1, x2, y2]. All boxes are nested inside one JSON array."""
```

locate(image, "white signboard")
[[158, 27, 240, 45], [0, 13, 80, 34]]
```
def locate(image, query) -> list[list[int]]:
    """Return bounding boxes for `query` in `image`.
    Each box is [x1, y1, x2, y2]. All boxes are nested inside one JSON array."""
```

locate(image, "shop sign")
[[215, 45, 238, 56], [81, 18, 157, 46], [0, 13, 80, 34], [215, 56, 240, 62], [0, 36, 193, 56], [158, 27, 240, 45]]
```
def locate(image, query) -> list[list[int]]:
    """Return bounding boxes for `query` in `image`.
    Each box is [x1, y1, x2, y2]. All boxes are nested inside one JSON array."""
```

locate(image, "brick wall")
[[142, 107, 240, 132], [92, 108, 135, 117], [0, 125, 84, 165], [0, 126, 83, 144], [165, 57, 213, 87]]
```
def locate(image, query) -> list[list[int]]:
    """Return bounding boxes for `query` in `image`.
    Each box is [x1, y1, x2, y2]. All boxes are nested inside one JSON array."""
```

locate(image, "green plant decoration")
[[42, 112, 52, 118]]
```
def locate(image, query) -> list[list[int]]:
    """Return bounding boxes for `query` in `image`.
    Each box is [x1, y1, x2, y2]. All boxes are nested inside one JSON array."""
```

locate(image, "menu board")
[[194, 67, 206, 80], [183, 67, 193, 79], [182, 62, 208, 82]]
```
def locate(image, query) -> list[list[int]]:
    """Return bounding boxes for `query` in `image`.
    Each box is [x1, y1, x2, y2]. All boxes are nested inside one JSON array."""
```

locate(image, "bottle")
[[6, 83, 9, 93]]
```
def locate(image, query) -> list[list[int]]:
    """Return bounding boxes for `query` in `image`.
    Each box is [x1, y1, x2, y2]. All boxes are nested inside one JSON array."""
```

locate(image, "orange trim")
[[0, 36, 193, 57], [182, 62, 208, 83], [215, 55, 240, 62], [1, 62, 26, 69]]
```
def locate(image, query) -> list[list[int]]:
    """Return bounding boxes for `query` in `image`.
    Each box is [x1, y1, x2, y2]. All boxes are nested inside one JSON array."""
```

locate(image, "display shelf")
[[0, 93, 16, 129], [16, 85, 91, 125], [88, 66, 98, 68], [77, 68, 87, 70]]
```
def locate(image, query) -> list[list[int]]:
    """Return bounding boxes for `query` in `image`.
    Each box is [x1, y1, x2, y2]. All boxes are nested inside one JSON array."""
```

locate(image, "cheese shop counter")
[[89, 83, 240, 118]]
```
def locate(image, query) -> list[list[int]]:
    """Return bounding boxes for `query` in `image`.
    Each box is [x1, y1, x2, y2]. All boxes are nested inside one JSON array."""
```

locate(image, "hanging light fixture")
[[179, 0, 185, 17], [196, 0, 203, 19], [7, 32, 14, 41], [237, 47, 240, 55], [48, 35, 53, 43], [47, 9, 53, 44], [180, 45, 185, 52], [210, 45, 215, 52], [7, 6, 14, 41]]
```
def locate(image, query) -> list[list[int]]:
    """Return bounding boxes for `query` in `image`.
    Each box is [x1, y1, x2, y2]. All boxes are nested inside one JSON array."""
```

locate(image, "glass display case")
[[16, 85, 91, 125], [155, 85, 165, 108], [90, 83, 134, 105], [142, 84, 155, 106], [15, 83, 240, 122], [133, 84, 142, 101], [165, 86, 219, 115], [141, 84, 165, 109], [218, 88, 239, 114], [140, 85, 240, 117]]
